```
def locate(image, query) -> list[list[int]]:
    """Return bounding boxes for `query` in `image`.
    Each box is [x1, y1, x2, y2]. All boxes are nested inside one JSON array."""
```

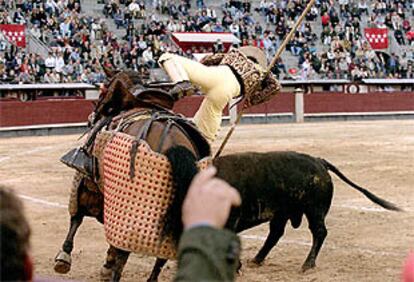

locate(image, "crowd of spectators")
[[0, 0, 112, 84], [294, 0, 414, 80], [0, 0, 414, 84]]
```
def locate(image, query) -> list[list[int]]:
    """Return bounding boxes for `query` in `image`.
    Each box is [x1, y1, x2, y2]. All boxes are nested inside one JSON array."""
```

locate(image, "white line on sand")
[[19, 194, 66, 209], [0, 146, 55, 164], [19, 193, 404, 214], [241, 235, 404, 257], [19, 194, 405, 256], [333, 203, 387, 212], [19, 192, 391, 213]]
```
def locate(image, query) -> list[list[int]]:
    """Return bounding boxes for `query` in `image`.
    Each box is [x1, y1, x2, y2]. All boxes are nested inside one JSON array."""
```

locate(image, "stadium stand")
[[0, 0, 413, 84]]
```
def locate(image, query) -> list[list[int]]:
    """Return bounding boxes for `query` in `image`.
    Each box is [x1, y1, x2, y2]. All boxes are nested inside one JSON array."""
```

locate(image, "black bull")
[[147, 148, 400, 280], [55, 149, 400, 280]]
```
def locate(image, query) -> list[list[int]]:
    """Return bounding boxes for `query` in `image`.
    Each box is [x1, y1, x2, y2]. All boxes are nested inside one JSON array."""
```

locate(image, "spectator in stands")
[[51, 68, 61, 82], [0, 56, 5, 76], [196, 0, 204, 10], [44, 51, 56, 70], [113, 8, 125, 29], [13, 7, 26, 24], [321, 12, 330, 28], [142, 46, 157, 69], [212, 22, 225, 32], [407, 29, 414, 46], [387, 53, 399, 75], [300, 57, 312, 80], [358, 0, 369, 16], [54, 51, 65, 74], [394, 28, 405, 45], [43, 67, 54, 83], [271, 57, 287, 79], [213, 39, 225, 53], [129, 0, 141, 19]]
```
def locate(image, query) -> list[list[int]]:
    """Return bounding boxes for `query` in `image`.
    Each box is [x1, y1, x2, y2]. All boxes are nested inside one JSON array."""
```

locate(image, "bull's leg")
[[301, 213, 327, 272], [100, 245, 118, 281], [111, 248, 130, 282], [147, 258, 168, 282], [54, 212, 84, 273], [252, 215, 289, 265]]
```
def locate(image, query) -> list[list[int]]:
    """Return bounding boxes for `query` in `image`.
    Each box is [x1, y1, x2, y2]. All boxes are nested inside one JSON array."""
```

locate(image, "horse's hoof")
[[54, 251, 72, 274], [100, 266, 112, 281]]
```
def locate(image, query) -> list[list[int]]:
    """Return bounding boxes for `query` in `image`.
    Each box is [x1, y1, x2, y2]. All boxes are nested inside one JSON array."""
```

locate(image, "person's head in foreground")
[[0, 186, 32, 281]]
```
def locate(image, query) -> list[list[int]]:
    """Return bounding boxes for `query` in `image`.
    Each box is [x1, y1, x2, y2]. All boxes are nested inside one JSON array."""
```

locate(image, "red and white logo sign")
[[364, 28, 388, 49], [0, 24, 26, 47]]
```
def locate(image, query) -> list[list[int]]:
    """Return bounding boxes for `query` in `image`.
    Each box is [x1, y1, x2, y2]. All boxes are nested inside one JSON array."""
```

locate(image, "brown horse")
[[54, 69, 210, 281]]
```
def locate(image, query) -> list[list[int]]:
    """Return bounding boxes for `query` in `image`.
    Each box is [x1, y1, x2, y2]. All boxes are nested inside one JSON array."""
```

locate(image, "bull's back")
[[215, 151, 334, 230], [214, 151, 332, 194]]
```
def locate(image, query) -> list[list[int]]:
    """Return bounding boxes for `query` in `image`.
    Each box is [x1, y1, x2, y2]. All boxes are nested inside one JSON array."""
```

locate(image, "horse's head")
[[92, 66, 151, 124]]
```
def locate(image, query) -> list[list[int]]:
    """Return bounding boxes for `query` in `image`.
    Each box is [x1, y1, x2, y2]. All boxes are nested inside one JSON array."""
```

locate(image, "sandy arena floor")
[[0, 120, 413, 282]]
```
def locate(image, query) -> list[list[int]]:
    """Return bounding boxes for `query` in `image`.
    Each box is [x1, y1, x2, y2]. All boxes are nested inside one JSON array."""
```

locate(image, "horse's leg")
[[111, 248, 130, 282], [100, 245, 118, 281], [147, 258, 168, 282], [54, 212, 84, 273]]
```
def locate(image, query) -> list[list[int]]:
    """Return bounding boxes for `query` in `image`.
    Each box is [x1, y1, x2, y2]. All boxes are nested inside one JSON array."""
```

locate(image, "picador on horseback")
[[158, 46, 281, 142], [55, 46, 282, 280], [61, 45, 281, 183]]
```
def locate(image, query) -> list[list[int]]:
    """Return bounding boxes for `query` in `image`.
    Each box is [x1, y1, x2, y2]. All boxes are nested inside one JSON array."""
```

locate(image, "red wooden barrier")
[[0, 100, 95, 127], [304, 92, 414, 113], [1, 92, 413, 127]]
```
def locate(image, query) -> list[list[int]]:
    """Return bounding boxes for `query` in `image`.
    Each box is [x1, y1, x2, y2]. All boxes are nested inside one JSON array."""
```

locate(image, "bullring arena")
[[1, 119, 413, 281]]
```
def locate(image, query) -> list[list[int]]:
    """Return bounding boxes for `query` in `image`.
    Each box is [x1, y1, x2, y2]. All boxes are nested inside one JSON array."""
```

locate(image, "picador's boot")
[[158, 53, 197, 101], [169, 80, 196, 101]]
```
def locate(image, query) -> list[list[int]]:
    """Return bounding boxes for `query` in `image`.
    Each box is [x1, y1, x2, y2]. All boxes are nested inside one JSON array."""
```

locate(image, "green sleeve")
[[174, 226, 241, 282]]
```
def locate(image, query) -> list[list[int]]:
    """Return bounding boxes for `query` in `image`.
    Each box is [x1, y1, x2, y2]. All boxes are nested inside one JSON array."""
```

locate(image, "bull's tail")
[[162, 146, 198, 246], [319, 158, 401, 211]]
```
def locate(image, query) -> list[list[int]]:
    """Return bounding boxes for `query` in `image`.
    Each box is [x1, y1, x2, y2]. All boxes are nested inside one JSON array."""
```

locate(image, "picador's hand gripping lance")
[[214, 0, 317, 159]]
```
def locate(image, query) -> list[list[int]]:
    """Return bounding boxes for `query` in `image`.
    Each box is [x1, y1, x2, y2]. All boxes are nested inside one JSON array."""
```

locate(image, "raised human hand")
[[182, 166, 241, 230]]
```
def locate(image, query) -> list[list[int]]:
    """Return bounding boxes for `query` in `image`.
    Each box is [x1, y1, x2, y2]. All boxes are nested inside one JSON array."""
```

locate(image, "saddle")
[[132, 88, 175, 111], [61, 85, 210, 178]]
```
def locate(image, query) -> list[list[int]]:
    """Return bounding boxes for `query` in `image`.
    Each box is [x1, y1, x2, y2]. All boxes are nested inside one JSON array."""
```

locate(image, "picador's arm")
[[244, 73, 282, 109]]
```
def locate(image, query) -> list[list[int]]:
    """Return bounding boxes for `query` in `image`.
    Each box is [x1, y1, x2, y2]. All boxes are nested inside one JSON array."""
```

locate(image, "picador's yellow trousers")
[[159, 47, 281, 142]]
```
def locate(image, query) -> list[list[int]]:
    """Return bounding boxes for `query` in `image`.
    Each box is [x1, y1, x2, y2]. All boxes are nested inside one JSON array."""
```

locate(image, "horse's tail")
[[162, 146, 198, 246], [319, 158, 402, 211]]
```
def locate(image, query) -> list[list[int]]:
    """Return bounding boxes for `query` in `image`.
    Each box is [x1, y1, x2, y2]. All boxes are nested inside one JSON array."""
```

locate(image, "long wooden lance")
[[214, 0, 316, 159]]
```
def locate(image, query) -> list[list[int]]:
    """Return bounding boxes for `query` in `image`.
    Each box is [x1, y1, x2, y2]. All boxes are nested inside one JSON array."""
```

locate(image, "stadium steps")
[[82, 0, 126, 39], [282, 51, 300, 72], [26, 31, 50, 58]]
